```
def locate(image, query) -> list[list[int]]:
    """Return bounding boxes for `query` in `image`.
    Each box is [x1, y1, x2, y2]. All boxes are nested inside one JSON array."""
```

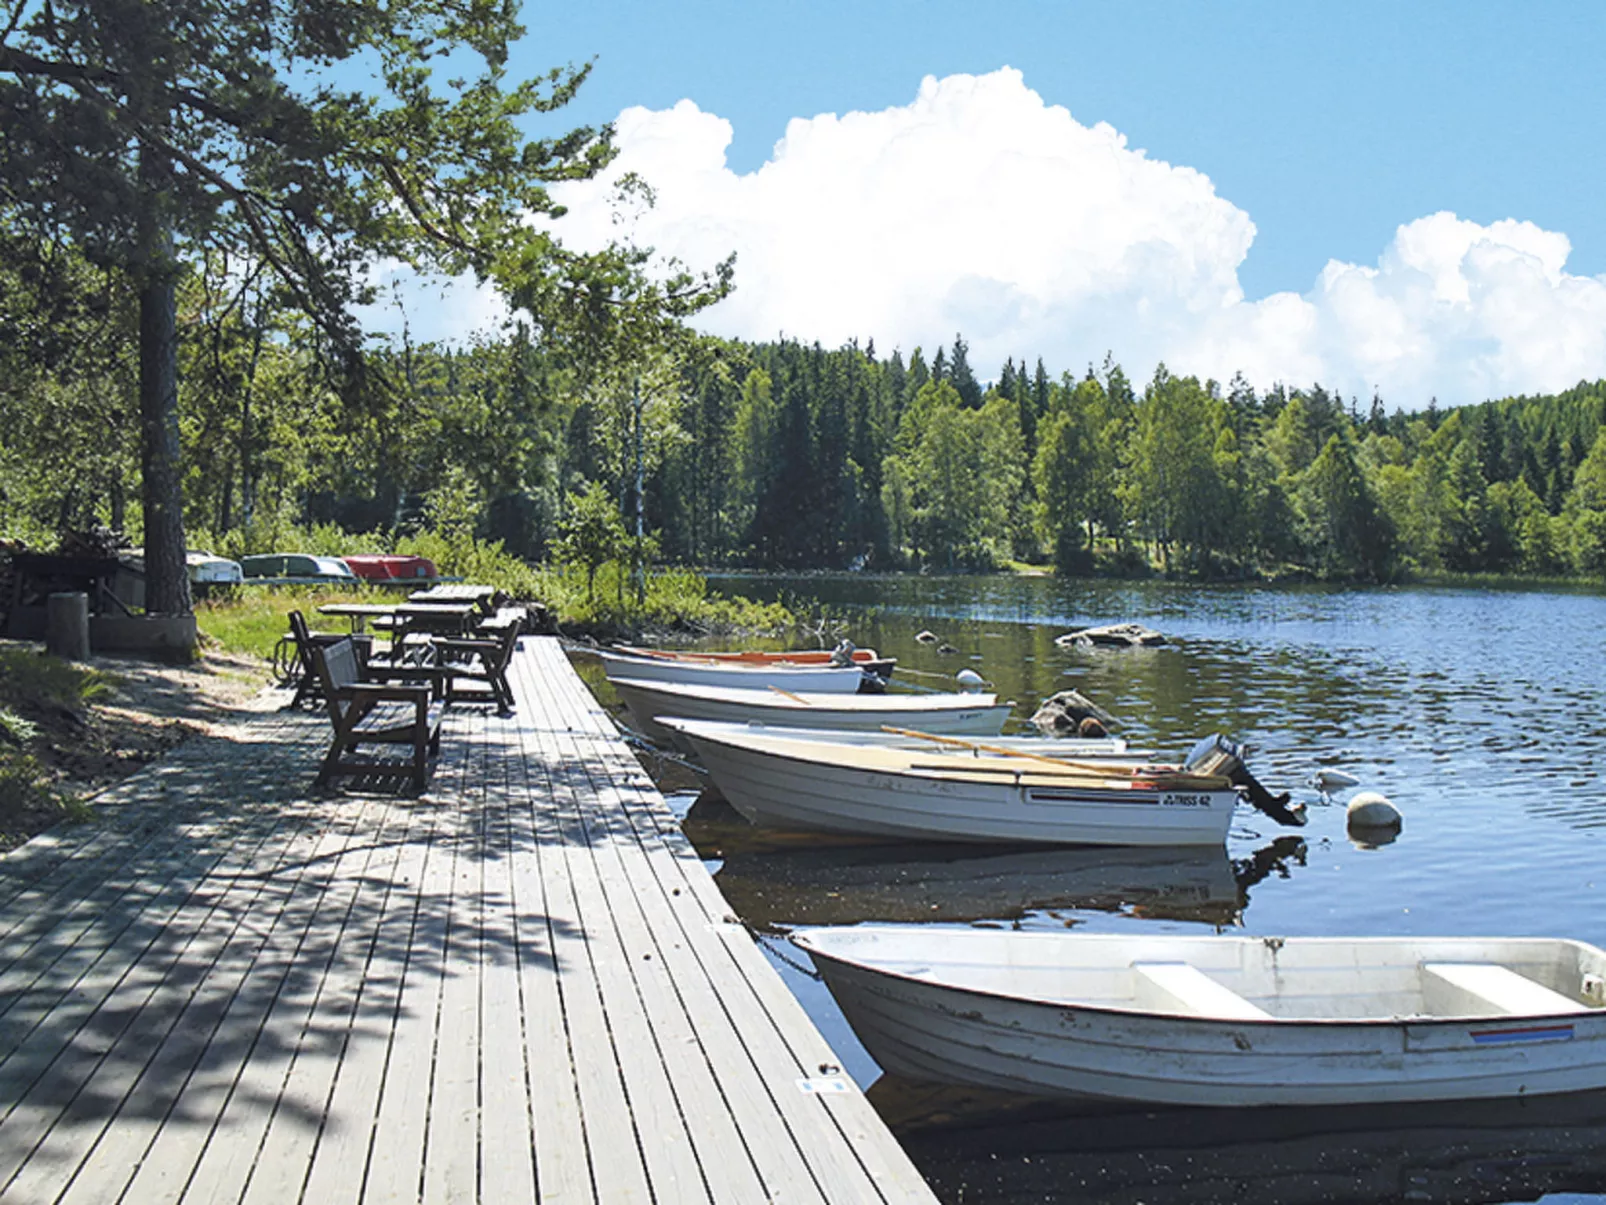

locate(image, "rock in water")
[[1055, 622, 1167, 648], [1031, 690, 1115, 736]]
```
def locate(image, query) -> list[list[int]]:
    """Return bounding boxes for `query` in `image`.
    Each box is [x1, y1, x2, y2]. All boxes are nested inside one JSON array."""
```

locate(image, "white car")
[[186, 551, 245, 585]]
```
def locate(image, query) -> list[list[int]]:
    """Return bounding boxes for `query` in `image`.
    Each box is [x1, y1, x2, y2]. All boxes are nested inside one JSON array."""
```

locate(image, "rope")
[[617, 727, 710, 778], [894, 664, 976, 682], [749, 925, 824, 981]]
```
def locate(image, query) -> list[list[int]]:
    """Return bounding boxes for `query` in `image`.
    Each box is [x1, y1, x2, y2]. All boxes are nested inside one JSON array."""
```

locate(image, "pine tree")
[[950, 334, 982, 408]]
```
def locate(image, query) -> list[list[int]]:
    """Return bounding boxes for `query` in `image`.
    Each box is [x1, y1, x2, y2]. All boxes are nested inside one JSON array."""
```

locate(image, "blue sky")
[[425, 1, 1606, 405], [525, 1, 1604, 295]]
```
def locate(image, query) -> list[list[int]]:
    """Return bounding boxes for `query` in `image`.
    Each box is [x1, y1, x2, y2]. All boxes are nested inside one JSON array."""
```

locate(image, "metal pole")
[[633, 375, 645, 606]]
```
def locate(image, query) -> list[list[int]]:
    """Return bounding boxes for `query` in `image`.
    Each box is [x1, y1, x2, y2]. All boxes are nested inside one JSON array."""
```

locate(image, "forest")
[[5, 2, 1606, 595], [6, 268, 1606, 588]]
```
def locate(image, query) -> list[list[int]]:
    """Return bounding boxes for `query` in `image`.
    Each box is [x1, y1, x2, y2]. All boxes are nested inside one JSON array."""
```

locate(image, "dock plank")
[[525, 651, 932, 1204], [6, 800, 357, 1203], [0, 639, 936, 1205]]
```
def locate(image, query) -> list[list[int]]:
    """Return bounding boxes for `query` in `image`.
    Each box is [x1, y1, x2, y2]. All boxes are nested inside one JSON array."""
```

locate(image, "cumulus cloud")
[[536, 68, 1606, 406]]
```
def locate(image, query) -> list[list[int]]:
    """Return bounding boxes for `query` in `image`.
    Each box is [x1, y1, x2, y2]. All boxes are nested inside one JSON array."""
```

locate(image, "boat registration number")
[[1161, 792, 1212, 808]]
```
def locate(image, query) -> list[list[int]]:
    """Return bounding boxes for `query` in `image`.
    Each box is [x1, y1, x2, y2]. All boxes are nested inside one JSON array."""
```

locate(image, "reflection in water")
[[714, 831, 1308, 931], [873, 1079, 1606, 1205]]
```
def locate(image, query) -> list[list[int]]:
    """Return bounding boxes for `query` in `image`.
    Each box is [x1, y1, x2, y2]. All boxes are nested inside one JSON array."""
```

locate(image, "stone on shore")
[[1031, 690, 1115, 736], [1055, 622, 1167, 648]]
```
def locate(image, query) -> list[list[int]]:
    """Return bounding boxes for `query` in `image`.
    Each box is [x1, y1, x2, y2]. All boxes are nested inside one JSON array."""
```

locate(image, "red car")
[[341, 554, 438, 582]]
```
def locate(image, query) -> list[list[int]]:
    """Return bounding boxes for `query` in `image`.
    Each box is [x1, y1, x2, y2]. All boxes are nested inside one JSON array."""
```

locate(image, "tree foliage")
[[0, 0, 728, 617]]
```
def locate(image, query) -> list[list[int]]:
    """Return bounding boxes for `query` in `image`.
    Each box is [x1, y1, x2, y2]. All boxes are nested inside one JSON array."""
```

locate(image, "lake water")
[[583, 574, 1606, 1205]]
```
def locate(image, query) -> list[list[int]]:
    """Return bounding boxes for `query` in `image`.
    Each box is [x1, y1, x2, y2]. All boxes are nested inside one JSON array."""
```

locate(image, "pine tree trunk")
[[139, 267, 190, 615], [136, 140, 192, 618]]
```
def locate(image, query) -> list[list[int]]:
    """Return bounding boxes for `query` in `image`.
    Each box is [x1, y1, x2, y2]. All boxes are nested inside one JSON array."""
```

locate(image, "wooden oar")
[[881, 725, 1160, 778], [769, 686, 812, 705]]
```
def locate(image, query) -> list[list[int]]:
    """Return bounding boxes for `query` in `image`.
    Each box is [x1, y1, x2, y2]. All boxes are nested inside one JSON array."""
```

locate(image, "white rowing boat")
[[610, 642, 896, 678], [794, 926, 1606, 1106], [662, 719, 1250, 845], [679, 720, 1151, 759], [590, 647, 873, 694], [610, 676, 1014, 748]]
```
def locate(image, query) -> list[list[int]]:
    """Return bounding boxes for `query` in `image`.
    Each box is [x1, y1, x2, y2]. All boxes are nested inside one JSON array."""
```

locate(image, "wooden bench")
[[1130, 961, 1273, 1021], [309, 637, 445, 792], [285, 610, 372, 708], [1420, 962, 1589, 1017], [432, 615, 521, 713]]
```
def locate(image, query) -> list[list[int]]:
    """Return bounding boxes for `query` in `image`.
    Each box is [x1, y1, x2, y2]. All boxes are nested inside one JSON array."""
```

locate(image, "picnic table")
[[316, 602, 400, 633], [408, 583, 498, 615], [393, 601, 480, 638]]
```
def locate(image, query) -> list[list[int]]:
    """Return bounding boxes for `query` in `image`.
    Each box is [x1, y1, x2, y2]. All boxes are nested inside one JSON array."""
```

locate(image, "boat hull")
[[796, 928, 1606, 1106], [610, 677, 1012, 748], [613, 643, 896, 679], [593, 648, 871, 694], [669, 720, 1239, 846]]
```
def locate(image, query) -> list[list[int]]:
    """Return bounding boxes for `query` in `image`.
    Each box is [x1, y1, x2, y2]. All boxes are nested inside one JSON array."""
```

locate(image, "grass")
[[0, 646, 115, 837], [194, 585, 389, 659], [194, 561, 801, 658], [188, 518, 803, 643], [0, 646, 113, 709]]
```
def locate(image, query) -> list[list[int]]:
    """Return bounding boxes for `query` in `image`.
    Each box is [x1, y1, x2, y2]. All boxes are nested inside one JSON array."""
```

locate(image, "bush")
[[533, 562, 793, 636]]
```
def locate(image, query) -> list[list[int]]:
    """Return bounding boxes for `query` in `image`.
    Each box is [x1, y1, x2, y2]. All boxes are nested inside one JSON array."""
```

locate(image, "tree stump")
[[46, 591, 90, 660]]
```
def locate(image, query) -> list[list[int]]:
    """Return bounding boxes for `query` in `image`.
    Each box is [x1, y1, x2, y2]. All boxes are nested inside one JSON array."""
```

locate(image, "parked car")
[[186, 552, 244, 585], [342, 554, 438, 583], [238, 553, 360, 583]]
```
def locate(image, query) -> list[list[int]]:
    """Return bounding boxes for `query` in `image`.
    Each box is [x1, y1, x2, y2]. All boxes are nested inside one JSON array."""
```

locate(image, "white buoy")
[[955, 668, 986, 693], [1346, 791, 1402, 830]]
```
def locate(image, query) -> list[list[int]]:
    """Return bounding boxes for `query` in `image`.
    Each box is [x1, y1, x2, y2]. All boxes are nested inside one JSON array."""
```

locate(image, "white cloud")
[[532, 68, 1606, 407]]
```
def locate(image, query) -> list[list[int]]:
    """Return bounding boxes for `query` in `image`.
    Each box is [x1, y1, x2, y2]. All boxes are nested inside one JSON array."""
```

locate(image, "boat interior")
[[813, 930, 1606, 1022]]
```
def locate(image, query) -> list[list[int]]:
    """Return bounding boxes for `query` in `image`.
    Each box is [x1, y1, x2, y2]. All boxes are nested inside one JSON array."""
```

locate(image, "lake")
[[582, 574, 1606, 1205]]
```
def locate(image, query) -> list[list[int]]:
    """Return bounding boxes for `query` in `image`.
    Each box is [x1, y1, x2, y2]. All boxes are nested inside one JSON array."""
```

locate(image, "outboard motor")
[[829, 638, 857, 666], [1185, 735, 1307, 828]]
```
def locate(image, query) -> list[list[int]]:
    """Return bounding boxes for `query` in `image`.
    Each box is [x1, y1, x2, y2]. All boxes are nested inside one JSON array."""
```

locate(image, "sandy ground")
[[0, 642, 276, 851]]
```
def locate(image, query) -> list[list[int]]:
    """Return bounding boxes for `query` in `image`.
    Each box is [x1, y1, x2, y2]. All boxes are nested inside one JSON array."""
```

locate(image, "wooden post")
[[46, 592, 91, 660]]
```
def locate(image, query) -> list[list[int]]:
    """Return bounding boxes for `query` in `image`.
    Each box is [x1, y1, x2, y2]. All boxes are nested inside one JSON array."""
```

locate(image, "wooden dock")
[[0, 637, 936, 1204]]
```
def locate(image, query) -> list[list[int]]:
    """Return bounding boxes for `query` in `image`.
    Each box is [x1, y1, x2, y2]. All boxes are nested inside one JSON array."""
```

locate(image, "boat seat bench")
[[1130, 961, 1273, 1021], [1420, 961, 1590, 1017]]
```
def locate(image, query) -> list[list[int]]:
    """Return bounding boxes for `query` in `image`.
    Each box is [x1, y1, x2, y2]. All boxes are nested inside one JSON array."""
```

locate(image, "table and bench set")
[[287, 585, 527, 792]]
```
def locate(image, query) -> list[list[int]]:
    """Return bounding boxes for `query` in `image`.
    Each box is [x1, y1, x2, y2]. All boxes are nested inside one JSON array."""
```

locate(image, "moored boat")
[[663, 720, 1272, 845], [610, 677, 1013, 748], [672, 719, 1152, 760], [591, 647, 874, 694], [793, 926, 1606, 1106], [612, 641, 896, 679]]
